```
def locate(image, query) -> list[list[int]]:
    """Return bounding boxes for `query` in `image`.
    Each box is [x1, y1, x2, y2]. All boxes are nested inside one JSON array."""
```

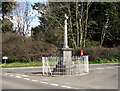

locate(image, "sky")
[[0, 0, 48, 37], [6, 0, 48, 37], [15, 0, 48, 3], [14, 0, 48, 28]]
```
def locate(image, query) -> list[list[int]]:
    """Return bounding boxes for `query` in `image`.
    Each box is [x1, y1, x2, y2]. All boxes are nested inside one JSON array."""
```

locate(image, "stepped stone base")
[[52, 48, 76, 75]]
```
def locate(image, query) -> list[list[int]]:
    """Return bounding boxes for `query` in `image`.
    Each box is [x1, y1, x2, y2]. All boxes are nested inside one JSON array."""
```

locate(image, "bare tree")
[[83, 2, 92, 47], [13, 1, 33, 36], [32, 2, 92, 48]]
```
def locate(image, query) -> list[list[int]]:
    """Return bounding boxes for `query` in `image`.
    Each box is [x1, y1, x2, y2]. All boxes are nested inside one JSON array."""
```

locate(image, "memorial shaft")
[[64, 14, 68, 48]]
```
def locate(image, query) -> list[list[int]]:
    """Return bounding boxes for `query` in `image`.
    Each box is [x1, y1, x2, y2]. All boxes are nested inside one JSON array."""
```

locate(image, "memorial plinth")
[[53, 14, 75, 75], [60, 48, 73, 64], [53, 48, 75, 75]]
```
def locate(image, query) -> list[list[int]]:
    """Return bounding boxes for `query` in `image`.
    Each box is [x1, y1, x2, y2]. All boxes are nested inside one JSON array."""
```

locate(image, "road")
[[2, 63, 119, 90], [3, 75, 63, 89]]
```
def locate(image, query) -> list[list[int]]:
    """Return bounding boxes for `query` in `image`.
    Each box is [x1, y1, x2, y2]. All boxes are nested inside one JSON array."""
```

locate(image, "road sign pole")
[[5, 59, 6, 64]]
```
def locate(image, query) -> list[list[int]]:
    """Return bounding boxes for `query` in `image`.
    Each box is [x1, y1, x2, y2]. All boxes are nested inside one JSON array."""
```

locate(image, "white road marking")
[[42, 79, 50, 81], [15, 74, 20, 75], [61, 86, 72, 89], [4, 73, 10, 75], [10, 75, 14, 77], [23, 75, 29, 77], [24, 78, 30, 80], [32, 80, 38, 82], [95, 68, 104, 70], [74, 88, 79, 89], [106, 67, 114, 69], [41, 81, 48, 84], [16, 76, 21, 78], [50, 83, 59, 86], [113, 66, 119, 68]]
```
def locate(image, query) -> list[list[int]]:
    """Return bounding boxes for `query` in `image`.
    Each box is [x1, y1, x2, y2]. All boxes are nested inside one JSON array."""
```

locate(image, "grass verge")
[[1, 59, 119, 68], [89, 59, 120, 64], [2, 61, 42, 68]]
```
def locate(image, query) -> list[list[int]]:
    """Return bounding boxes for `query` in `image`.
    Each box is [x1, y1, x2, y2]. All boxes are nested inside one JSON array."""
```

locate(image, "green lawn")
[[2, 60, 59, 68], [1, 59, 119, 68], [2, 61, 42, 68]]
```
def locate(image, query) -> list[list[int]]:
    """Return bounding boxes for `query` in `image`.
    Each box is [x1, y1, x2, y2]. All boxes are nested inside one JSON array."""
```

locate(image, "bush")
[[2, 18, 13, 33], [2, 32, 59, 63], [7, 56, 16, 63], [89, 58, 119, 64], [74, 46, 120, 61], [85, 40, 100, 47], [117, 53, 120, 60]]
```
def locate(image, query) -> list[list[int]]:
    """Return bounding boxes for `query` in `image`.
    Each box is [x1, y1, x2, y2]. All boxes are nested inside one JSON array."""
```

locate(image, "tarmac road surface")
[[2, 63, 119, 90]]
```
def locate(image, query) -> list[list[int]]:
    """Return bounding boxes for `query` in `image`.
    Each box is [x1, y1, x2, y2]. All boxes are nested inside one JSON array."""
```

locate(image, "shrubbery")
[[2, 32, 59, 63], [89, 59, 119, 64], [2, 32, 120, 64], [74, 46, 120, 62]]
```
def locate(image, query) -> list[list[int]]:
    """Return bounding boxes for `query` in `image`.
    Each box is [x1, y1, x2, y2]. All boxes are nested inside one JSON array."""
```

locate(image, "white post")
[[84, 55, 89, 73], [2, 56, 8, 64], [46, 57, 48, 75], [4, 59, 6, 64], [64, 14, 69, 48], [46, 57, 52, 75], [42, 57, 45, 75]]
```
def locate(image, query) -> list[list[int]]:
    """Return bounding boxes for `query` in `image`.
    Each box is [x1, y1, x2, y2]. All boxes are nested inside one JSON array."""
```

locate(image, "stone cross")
[[64, 14, 69, 48]]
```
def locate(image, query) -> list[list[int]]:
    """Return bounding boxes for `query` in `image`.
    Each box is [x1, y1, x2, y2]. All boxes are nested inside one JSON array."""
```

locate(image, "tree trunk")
[[76, 2, 79, 47], [100, 28, 106, 47], [79, 2, 83, 49], [83, 2, 89, 48], [68, 3, 77, 48]]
